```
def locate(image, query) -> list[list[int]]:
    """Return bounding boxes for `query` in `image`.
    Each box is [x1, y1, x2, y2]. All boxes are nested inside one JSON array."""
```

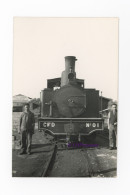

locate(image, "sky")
[[13, 17, 118, 101]]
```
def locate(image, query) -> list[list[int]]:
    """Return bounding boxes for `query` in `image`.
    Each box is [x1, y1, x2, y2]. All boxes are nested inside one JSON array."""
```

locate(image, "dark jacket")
[[109, 110, 117, 125], [19, 111, 35, 133]]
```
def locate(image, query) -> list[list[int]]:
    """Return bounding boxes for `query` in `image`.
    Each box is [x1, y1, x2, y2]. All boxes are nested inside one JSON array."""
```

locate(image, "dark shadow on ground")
[[31, 143, 52, 149], [97, 167, 117, 174]]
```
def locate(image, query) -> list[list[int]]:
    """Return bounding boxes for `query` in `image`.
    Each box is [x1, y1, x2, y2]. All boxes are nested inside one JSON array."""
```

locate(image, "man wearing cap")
[[108, 103, 117, 150], [18, 103, 35, 155]]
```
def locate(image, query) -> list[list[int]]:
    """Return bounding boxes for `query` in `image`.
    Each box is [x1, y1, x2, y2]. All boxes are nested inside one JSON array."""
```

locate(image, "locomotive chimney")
[[61, 56, 77, 87], [65, 56, 77, 72]]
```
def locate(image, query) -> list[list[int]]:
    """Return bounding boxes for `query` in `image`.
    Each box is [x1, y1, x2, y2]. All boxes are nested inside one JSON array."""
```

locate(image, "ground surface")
[[47, 148, 117, 177], [12, 130, 53, 177], [12, 130, 117, 177]]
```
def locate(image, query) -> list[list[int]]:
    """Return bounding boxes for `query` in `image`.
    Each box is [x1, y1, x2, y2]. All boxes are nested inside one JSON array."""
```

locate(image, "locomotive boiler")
[[38, 56, 104, 141]]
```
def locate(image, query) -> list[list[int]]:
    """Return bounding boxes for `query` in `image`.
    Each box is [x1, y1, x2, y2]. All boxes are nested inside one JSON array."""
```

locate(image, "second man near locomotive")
[[108, 103, 117, 150]]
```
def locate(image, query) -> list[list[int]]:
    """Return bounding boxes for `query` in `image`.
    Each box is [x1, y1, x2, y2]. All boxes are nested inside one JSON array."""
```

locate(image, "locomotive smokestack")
[[65, 56, 77, 72], [61, 56, 77, 87]]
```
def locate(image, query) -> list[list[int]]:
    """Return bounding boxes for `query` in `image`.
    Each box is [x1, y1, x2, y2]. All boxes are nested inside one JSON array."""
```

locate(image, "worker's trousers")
[[21, 130, 32, 153], [109, 124, 117, 148]]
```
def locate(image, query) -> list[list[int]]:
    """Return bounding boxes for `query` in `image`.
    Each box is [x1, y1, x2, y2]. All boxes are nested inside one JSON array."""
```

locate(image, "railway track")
[[42, 142, 104, 177], [42, 141, 74, 177], [42, 140, 116, 177], [42, 143, 57, 177], [80, 149, 96, 177], [13, 130, 116, 177], [80, 148, 105, 177], [40, 132, 110, 177]]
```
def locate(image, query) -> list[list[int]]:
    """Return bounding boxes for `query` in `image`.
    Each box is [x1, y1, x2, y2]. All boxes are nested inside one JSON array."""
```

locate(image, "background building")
[[13, 94, 40, 131]]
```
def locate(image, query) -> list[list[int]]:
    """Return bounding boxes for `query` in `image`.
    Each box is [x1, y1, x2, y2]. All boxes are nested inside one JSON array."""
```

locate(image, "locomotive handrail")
[[99, 108, 109, 113]]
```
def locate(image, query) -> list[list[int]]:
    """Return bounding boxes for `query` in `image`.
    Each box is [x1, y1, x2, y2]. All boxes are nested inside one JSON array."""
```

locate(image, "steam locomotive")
[[38, 56, 104, 142]]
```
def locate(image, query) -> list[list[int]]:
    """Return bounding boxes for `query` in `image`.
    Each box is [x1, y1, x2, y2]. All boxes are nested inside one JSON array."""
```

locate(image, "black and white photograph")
[[1, 0, 130, 195], [12, 17, 118, 177]]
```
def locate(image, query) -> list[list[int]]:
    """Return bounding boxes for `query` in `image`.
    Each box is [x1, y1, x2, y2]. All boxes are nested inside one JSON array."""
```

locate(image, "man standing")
[[18, 103, 35, 155], [108, 103, 117, 150]]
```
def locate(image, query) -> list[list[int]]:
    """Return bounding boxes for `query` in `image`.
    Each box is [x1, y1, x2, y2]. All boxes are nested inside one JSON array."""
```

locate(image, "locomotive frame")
[[38, 56, 104, 141]]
